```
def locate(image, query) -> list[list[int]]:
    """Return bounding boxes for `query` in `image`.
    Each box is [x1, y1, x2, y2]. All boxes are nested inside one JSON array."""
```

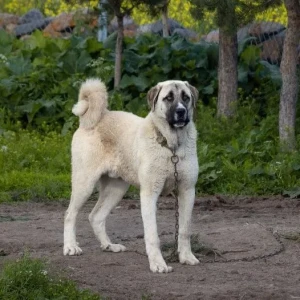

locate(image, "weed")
[[0, 255, 101, 300], [281, 232, 300, 242]]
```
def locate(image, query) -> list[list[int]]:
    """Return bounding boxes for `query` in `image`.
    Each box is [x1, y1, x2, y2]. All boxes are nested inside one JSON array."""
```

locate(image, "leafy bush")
[[0, 255, 101, 300], [0, 30, 281, 129], [0, 30, 113, 131]]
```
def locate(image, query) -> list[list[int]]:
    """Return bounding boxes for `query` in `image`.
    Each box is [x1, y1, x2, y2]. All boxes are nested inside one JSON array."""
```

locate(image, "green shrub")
[[196, 97, 300, 195], [0, 255, 101, 300]]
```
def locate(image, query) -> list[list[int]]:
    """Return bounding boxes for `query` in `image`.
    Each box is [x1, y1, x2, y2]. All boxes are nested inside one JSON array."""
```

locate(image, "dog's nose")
[[176, 107, 186, 117]]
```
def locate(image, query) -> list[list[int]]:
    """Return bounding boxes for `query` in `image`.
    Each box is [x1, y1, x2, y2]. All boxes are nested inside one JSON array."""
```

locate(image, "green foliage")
[[0, 255, 101, 299]]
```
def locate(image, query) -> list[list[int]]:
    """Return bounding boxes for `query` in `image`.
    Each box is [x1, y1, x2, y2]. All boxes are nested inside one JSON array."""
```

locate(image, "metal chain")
[[198, 227, 284, 264], [154, 127, 180, 262], [165, 149, 180, 263], [171, 149, 180, 251]]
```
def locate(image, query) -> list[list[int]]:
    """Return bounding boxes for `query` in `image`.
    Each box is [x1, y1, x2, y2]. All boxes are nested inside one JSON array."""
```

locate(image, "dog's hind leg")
[[89, 176, 129, 253], [64, 171, 99, 256]]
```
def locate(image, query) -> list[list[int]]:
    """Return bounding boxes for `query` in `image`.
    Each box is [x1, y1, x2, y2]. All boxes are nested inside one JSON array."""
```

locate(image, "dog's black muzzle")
[[167, 106, 189, 129]]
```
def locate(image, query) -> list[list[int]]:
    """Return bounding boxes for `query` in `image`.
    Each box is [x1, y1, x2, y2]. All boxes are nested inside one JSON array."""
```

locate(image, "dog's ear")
[[185, 82, 199, 109], [147, 85, 162, 111]]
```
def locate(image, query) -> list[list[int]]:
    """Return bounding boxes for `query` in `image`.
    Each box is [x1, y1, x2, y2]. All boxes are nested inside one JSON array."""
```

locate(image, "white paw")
[[149, 257, 173, 273], [63, 243, 83, 256], [102, 243, 126, 253], [179, 251, 199, 265]]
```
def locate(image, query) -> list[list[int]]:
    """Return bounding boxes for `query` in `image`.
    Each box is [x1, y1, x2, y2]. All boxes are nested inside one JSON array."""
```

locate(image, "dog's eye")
[[183, 95, 190, 102], [164, 96, 173, 102]]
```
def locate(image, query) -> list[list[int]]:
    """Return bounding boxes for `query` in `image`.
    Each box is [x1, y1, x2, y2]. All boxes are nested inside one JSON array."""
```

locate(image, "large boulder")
[[204, 21, 285, 43], [14, 9, 53, 37], [137, 18, 197, 39], [0, 13, 19, 28], [173, 28, 198, 40], [203, 29, 219, 43], [138, 18, 184, 36], [43, 13, 75, 38], [18, 9, 44, 24], [259, 29, 285, 64], [15, 18, 53, 37], [247, 21, 285, 41], [203, 21, 286, 64]]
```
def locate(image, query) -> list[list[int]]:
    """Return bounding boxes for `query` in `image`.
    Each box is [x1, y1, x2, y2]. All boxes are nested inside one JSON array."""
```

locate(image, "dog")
[[63, 79, 200, 273]]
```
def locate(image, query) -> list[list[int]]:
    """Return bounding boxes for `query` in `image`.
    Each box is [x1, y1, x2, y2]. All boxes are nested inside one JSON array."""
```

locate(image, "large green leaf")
[[8, 56, 31, 76]]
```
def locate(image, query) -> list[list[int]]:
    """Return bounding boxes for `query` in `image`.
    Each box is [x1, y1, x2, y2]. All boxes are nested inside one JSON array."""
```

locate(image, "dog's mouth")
[[172, 118, 189, 128], [173, 121, 187, 128]]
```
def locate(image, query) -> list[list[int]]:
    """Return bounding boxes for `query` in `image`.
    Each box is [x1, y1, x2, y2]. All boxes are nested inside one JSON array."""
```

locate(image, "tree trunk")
[[114, 14, 124, 88], [279, 0, 300, 151], [217, 27, 238, 118], [161, 3, 169, 37]]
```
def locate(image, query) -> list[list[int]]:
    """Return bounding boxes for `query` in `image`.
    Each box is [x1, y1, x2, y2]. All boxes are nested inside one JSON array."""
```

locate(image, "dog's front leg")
[[140, 189, 173, 273], [178, 187, 199, 265]]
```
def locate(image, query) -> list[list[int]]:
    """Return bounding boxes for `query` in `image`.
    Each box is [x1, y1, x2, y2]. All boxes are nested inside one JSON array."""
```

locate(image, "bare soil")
[[1, 196, 300, 300]]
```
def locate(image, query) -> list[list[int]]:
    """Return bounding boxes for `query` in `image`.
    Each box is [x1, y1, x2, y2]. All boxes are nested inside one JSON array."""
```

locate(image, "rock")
[[248, 21, 285, 40], [0, 13, 19, 28], [43, 13, 75, 37], [259, 29, 285, 64], [109, 15, 136, 33], [15, 17, 53, 37], [204, 22, 285, 44], [19, 9, 44, 24], [173, 28, 198, 40], [5, 23, 18, 34], [138, 18, 184, 36], [203, 29, 219, 43]]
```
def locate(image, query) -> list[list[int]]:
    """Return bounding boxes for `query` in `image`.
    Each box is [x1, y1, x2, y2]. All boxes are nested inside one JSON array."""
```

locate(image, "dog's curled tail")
[[72, 79, 108, 129]]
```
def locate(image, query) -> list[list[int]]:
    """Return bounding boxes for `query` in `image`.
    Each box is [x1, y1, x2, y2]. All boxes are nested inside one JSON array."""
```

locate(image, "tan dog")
[[64, 79, 199, 273]]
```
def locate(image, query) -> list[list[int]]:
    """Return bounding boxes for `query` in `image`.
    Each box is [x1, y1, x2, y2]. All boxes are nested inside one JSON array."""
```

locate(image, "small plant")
[[0, 255, 101, 300], [281, 232, 300, 242]]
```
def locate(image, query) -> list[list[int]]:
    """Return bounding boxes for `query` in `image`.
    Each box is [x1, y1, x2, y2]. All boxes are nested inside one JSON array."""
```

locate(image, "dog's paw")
[[149, 258, 173, 273], [179, 251, 199, 265], [63, 244, 83, 256], [102, 243, 126, 253]]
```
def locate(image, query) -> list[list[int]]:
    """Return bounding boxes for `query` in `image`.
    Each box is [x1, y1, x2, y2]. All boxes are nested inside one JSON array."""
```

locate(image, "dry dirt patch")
[[1, 196, 300, 299]]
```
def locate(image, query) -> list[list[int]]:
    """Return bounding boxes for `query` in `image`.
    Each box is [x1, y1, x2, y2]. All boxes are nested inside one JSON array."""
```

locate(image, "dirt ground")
[[1, 196, 300, 300]]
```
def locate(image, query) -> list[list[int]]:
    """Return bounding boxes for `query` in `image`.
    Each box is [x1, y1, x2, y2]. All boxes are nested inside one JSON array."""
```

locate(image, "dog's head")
[[147, 80, 198, 129]]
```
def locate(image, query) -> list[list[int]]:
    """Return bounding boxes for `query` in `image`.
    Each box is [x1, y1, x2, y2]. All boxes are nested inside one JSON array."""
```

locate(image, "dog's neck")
[[149, 113, 189, 151]]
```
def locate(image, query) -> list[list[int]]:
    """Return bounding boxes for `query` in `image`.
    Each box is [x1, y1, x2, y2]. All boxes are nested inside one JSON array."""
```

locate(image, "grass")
[[0, 126, 71, 202], [0, 255, 101, 300]]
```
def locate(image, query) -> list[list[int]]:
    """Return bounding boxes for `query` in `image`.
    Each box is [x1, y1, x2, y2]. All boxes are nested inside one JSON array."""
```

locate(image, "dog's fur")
[[63, 79, 200, 273]]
